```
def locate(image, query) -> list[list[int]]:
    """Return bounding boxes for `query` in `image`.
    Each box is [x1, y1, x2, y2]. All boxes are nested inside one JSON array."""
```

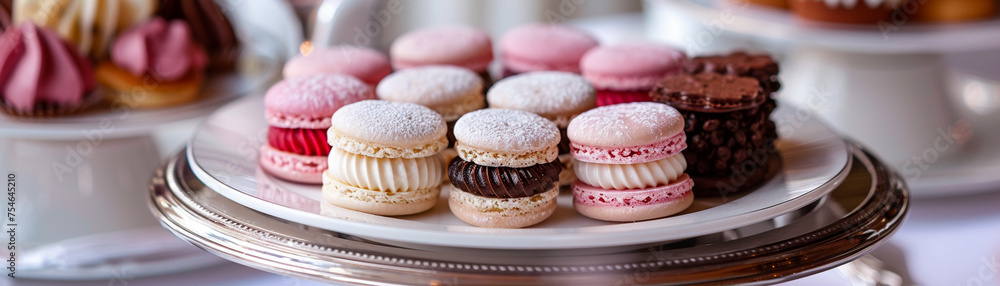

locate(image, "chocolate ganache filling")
[[448, 157, 562, 199]]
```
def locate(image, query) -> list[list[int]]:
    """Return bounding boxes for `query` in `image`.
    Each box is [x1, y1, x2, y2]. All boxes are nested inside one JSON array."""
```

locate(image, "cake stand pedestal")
[[0, 59, 280, 280], [647, 0, 1000, 197]]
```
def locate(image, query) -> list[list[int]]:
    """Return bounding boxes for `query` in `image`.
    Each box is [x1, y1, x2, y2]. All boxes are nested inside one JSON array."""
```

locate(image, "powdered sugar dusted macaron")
[[447, 109, 562, 228], [390, 25, 494, 87], [260, 74, 374, 184], [568, 102, 694, 222], [376, 65, 485, 122], [323, 100, 447, 216], [487, 71, 595, 186], [499, 23, 598, 77], [581, 43, 685, 106], [283, 45, 392, 86]]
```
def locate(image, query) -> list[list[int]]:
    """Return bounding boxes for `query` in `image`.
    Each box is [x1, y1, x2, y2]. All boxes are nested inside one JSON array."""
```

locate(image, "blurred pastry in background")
[[156, 0, 241, 71], [96, 18, 208, 109], [283, 45, 392, 87], [789, 0, 903, 24], [0, 0, 11, 31], [910, 0, 998, 23], [744, 0, 789, 9], [0, 23, 96, 116], [499, 23, 599, 78], [391, 25, 494, 88], [580, 42, 686, 106], [13, 0, 156, 60]]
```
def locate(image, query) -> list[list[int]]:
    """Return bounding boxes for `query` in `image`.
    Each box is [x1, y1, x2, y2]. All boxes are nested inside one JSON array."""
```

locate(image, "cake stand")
[[149, 142, 908, 285], [0, 46, 282, 280], [647, 0, 1000, 197]]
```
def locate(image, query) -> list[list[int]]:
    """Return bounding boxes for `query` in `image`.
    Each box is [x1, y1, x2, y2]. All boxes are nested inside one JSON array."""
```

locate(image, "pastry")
[[911, 0, 997, 23], [486, 71, 596, 187], [568, 102, 694, 222], [390, 25, 494, 88], [685, 52, 781, 153], [260, 74, 374, 184], [0, 23, 96, 116], [95, 18, 208, 109], [0, 0, 11, 31], [283, 45, 392, 86], [13, 0, 157, 59], [745, 0, 790, 9], [651, 73, 776, 196], [580, 43, 686, 106], [156, 0, 241, 70], [324, 100, 447, 215], [499, 23, 599, 77], [789, 0, 905, 24], [375, 65, 486, 165], [447, 109, 562, 228]]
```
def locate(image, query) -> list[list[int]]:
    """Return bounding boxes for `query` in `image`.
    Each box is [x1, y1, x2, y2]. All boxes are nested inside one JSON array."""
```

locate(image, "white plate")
[[187, 96, 852, 249]]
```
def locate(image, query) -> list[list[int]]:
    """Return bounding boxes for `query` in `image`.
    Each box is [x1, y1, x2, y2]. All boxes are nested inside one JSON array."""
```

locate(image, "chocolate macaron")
[[487, 71, 596, 187], [651, 73, 777, 196], [447, 109, 562, 228]]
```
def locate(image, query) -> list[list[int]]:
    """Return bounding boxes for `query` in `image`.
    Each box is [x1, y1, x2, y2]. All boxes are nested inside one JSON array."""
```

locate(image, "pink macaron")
[[283, 45, 392, 86], [499, 23, 599, 77], [567, 102, 694, 222], [260, 74, 375, 184], [390, 25, 493, 84], [580, 43, 686, 106]]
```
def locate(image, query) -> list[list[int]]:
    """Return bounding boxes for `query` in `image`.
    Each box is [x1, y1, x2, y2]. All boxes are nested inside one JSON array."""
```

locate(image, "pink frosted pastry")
[[390, 25, 494, 86], [0, 23, 96, 116], [580, 43, 686, 106], [283, 45, 392, 86], [499, 23, 599, 77], [567, 102, 694, 222], [259, 74, 374, 184]]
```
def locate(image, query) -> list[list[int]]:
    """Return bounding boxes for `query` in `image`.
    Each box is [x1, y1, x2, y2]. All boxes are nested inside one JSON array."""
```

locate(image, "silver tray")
[[148, 143, 908, 285]]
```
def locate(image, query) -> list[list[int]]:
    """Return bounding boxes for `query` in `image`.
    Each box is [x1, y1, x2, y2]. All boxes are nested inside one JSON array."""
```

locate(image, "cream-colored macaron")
[[453, 109, 560, 168], [487, 71, 596, 128], [328, 100, 449, 158], [376, 65, 485, 122]]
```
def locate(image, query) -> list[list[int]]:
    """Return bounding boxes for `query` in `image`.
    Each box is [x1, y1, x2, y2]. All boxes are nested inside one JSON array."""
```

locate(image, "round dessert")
[[260, 74, 374, 184], [651, 73, 776, 197], [324, 100, 448, 216], [13, 0, 156, 59], [684, 51, 781, 155], [95, 18, 208, 109], [580, 43, 686, 106], [487, 71, 596, 187], [567, 102, 694, 222], [0, 23, 96, 116], [375, 65, 485, 168], [156, 0, 241, 70], [789, 0, 905, 24], [911, 0, 997, 23], [448, 109, 562, 228], [390, 25, 494, 88], [499, 23, 599, 77], [284, 45, 392, 86]]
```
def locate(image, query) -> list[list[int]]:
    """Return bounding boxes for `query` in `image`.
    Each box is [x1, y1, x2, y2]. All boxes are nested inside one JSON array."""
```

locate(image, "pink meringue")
[[111, 18, 207, 82], [0, 23, 95, 114]]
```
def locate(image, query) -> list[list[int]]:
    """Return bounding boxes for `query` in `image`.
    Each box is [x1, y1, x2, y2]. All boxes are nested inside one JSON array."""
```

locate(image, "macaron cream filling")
[[448, 157, 562, 199], [574, 152, 687, 190], [326, 146, 443, 192]]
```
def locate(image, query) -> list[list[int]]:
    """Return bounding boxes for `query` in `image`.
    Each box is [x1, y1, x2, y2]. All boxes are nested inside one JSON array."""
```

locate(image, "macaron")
[[499, 23, 599, 77], [390, 25, 494, 87], [580, 43, 686, 106], [684, 52, 781, 95], [568, 102, 694, 222], [324, 100, 447, 215], [447, 109, 562, 228], [651, 73, 775, 196], [283, 45, 392, 86], [487, 71, 596, 186], [260, 74, 374, 184]]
